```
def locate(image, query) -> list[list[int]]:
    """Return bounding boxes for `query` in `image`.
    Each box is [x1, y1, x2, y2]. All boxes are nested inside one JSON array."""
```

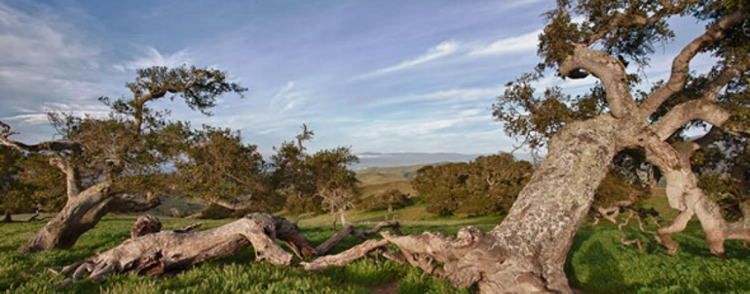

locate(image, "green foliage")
[[175, 125, 275, 212], [364, 189, 413, 212], [17, 65, 248, 208], [412, 154, 532, 217], [197, 203, 236, 220], [538, 0, 686, 70], [594, 169, 650, 208], [0, 147, 65, 215], [698, 174, 748, 221], [271, 126, 359, 215]]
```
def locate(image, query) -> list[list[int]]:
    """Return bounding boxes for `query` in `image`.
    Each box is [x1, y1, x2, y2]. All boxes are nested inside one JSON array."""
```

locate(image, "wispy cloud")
[[361, 40, 460, 78], [0, 2, 113, 134], [469, 30, 540, 56], [268, 81, 308, 112], [112, 47, 193, 72], [366, 85, 506, 108], [0, 3, 99, 69]]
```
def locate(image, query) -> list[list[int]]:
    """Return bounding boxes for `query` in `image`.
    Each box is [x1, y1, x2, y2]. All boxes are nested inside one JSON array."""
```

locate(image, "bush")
[[365, 189, 413, 212], [412, 154, 532, 217]]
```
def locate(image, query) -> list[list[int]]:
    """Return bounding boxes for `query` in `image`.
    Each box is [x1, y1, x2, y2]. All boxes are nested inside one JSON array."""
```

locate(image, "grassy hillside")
[[355, 164, 421, 203], [356, 164, 430, 185]]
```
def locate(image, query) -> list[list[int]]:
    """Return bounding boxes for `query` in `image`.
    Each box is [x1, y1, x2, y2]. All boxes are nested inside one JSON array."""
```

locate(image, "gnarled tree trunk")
[[56, 213, 400, 286], [644, 133, 750, 256], [18, 184, 160, 253]]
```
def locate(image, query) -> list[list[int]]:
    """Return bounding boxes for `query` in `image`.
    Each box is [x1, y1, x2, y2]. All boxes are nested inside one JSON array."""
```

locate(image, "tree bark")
[[644, 135, 750, 256], [2, 210, 11, 223], [17, 185, 160, 253], [339, 208, 347, 228], [57, 214, 399, 286]]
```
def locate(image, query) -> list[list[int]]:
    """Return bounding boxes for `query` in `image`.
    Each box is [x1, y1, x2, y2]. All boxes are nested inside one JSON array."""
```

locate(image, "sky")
[[0, 0, 716, 156]]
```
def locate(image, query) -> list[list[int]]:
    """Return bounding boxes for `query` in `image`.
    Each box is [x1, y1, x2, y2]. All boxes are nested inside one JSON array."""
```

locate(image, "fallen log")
[[56, 213, 400, 286]]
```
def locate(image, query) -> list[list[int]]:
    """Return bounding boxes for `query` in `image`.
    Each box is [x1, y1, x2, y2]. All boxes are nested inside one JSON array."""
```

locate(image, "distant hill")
[[353, 152, 481, 170], [356, 163, 430, 184], [353, 152, 535, 170]]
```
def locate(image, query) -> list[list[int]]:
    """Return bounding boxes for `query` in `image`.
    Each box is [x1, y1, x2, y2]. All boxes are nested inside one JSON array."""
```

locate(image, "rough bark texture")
[[644, 136, 750, 256], [57, 214, 401, 286], [17, 187, 160, 253]]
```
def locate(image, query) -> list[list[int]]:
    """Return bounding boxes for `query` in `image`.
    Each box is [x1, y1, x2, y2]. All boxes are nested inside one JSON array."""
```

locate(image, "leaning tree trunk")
[[2, 210, 11, 223], [308, 117, 619, 293], [480, 117, 617, 292], [18, 183, 159, 253]]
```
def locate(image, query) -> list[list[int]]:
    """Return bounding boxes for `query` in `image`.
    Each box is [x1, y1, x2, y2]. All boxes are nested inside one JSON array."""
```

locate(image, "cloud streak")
[[112, 47, 193, 72], [361, 40, 460, 78], [469, 30, 541, 56]]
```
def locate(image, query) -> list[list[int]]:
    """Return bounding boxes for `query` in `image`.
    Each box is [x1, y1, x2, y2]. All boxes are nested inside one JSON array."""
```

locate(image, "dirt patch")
[[369, 280, 399, 294]]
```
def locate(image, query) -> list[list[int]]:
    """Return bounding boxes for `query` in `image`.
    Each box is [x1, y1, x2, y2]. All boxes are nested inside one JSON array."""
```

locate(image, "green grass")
[[3, 191, 750, 293]]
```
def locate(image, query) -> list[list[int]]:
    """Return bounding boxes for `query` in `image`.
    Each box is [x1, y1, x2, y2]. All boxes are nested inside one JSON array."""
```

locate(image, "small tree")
[[590, 169, 651, 225], [308, 146, 359, 230], [271, 126, 319, 214], [271, 126, 359, 221], [463, 154, 533, 216], [412, 163, 470, 216], [365, 189, 413, 218], [0, 146, 24, 222]]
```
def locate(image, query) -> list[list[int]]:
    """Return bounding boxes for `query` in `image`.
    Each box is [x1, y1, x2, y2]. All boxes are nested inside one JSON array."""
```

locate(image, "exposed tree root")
[[618, 212, 643, 251]]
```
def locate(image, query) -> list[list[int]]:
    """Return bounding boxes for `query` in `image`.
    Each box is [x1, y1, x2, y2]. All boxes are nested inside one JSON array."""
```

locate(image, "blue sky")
[[0, 0, 714, 155]]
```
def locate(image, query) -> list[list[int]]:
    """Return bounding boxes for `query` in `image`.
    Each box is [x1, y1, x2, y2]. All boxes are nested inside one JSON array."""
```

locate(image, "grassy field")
[[3, 188, 750, 293], [3, 213, 750, 293]]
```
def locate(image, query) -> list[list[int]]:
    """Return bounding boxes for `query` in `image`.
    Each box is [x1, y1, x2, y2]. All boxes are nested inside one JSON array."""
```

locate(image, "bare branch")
[[211, 199, 253, 211], [49, 157, 81, 199], [292, 212, 315, 225], [315, 221, 401, 255], [703, 64, 748, 102], [651, 100, 731, 141], [0, 121, 82, 155], [558, 45, 638, 118], [303, 239, 390, 272], [639, 10, 749, 117]]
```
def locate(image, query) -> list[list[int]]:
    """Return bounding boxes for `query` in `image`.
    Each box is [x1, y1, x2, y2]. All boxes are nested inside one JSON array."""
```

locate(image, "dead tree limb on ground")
[[56, 214, 400, 286]]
